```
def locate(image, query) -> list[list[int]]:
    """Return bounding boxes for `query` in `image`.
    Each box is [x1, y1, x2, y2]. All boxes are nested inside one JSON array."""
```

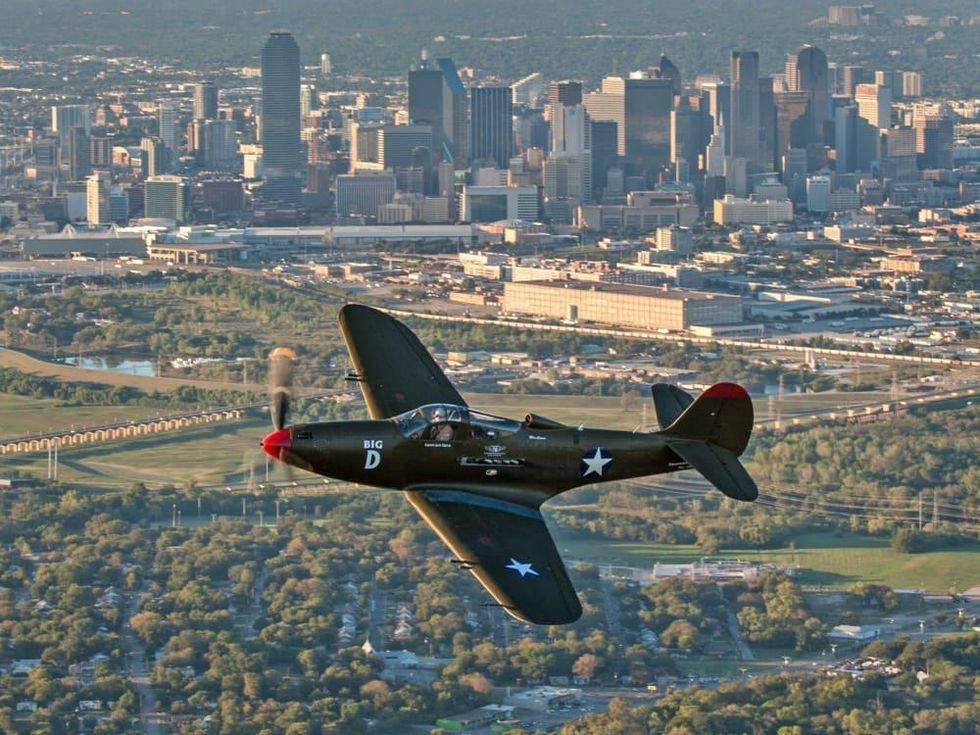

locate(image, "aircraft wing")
[[404, 487, 582, 625], [339, 304, 466, 419]]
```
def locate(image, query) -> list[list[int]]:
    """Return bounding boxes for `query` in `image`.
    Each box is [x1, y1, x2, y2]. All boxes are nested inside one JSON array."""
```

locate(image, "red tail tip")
[[702, 382, 749, 399], [261, 428, 291, 460]]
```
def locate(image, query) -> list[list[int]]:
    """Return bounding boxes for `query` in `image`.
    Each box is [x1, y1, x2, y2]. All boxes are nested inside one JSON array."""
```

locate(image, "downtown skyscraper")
[[261, 31, 302, 206], [408, 54, 468, 167], [470, 86, 513, 169]]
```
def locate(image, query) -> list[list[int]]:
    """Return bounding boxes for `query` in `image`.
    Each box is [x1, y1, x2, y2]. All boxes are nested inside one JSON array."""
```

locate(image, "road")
[[725, 607, 755, 662], [122, 590, 165, 735], [599, 577, 626, 647]]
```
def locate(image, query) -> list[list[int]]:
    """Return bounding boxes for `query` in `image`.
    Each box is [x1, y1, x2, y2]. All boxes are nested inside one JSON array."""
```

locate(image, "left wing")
[[405, 487, 582, 625], [339, 304, 465, 419]]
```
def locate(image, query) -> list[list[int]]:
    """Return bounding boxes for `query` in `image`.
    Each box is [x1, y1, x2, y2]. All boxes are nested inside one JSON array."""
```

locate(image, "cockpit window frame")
[[392, 404, 521, 440]]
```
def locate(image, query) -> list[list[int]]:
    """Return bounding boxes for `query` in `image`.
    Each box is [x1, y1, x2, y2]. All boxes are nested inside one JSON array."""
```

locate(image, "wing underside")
[[404, 487, 582, 625], [339, 304, 465, 419]]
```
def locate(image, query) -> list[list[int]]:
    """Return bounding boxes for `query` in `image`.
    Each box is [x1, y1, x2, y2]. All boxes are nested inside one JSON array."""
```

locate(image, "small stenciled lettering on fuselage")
[[363, 439, 383, 470], [528, 434, 547, 441], [424, 442, 451, 448]]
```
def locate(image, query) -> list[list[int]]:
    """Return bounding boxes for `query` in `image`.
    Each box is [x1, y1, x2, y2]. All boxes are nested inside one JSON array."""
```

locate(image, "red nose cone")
[[261, 428, 291, 461]]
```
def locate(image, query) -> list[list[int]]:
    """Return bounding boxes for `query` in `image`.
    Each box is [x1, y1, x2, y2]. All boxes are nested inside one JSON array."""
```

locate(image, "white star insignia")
[[581, 448, 612, 477], [505, 558, 539, 577]]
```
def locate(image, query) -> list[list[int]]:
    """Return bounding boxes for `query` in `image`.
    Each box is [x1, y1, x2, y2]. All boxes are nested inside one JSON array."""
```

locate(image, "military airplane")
[[261, 304, 759, 625]]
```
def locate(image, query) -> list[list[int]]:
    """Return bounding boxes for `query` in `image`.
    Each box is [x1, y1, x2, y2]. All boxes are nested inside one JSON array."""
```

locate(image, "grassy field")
[[0, 393, 178, 437], [0, 418, 281, 488], [552, 530, 980, 593]]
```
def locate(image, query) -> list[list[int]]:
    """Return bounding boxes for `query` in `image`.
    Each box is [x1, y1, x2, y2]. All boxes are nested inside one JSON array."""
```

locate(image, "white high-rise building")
[[548, 103, 592, 204], [806, 175, 832, 213], [158, 100, 180, 150], [320, 53, 332, 76], [86, 170, 111, 225], [705, 114, 727, 177]]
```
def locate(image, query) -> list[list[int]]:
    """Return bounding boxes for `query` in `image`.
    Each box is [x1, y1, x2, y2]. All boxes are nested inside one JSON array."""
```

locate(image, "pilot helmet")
[[432, 406, 447, 421]]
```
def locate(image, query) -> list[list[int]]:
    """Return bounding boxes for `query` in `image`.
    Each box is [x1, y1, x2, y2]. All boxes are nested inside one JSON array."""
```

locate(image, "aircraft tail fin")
[[651, 383, 694, 428], [660, 382, 758, 502]]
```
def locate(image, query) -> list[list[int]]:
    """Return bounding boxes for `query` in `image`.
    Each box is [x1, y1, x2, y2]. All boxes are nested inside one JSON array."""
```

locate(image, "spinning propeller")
[[261, 347, 296, 460]]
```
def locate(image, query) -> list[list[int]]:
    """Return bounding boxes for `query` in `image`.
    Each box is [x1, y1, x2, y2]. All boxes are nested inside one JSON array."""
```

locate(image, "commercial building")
[[335, 173, 397, 218], [460, 185, 538, 222], [86, 171, 111, 225], [51, 105, 90, 148], [377, 124, 433, 170], [502, 281, 743, 330], [624, 76, 673, 182], [143, 175, 187, 223], [470, 86, 513, 169], [193, 81, 219, 121], [713, 194, 793, 226], [261, 31, 303, 206], [408, 55, 468, 165]]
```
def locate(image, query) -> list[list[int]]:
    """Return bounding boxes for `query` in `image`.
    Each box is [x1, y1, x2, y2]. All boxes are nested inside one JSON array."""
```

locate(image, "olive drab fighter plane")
[[261, 305, 759, 625]]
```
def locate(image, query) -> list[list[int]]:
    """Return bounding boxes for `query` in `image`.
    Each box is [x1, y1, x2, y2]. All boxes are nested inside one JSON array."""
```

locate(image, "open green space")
[[0, 418, 283, 488], [0, 392, 177, 437], [553, 530, 980, 594]]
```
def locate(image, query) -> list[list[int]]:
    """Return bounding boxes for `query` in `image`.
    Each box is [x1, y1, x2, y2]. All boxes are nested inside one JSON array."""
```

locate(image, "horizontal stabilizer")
[[665, 438, 759, 502], [651, 383, 694, 428]]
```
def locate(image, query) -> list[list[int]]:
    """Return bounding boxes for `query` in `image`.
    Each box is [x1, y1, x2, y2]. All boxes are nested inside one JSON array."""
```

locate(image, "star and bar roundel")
[[580, 447, 612, 477]]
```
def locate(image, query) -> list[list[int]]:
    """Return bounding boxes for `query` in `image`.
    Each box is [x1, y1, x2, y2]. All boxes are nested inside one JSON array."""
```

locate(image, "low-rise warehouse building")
[[502, 280, 743, 331]]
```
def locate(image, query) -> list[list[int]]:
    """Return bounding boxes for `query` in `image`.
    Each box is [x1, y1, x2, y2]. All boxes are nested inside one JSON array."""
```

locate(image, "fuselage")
[[275, 411, 683, 505]]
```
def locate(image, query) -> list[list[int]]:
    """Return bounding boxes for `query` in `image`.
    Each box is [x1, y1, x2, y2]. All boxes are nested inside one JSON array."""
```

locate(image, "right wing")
[[404, 487, 582, 625], [339, 304, 465, 419]]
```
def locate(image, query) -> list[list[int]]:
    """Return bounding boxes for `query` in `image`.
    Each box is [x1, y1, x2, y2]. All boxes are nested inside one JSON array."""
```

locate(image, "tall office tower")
[[855, 84, 891, 129], [300, 84, 317, 119], [782, 148, 809, 203], [874, 70, 903, 100], [705, 113, 726, 177], [624, 76, 673, 183], [186, 119, 206, 161], [789, 45, 830, 144], [194, 82, 219, 121], [914, 113, 953, 169], [157, 100, 180, 150], [854, 83, 890, 171], [773, 91, 811, 171], [584, 76, 626, 156], [548, 103, 592, 203], [670, 96, 707, 172], [408, 55, 468, 166], [729, 51, 763, 169], [320, 53, 332, 76], [658, 53, 682, 96], [140, 137, 166, 178], [378, 124, 433, 170], [86, 171, 112, 224], [698, 79, 730, 133], [880, 126, 918, 180], [261, 31, 303, 206], [203, 120, 238, 170], [759, 76, 777, 172], [90, 134, 112, 168], [834, 104, 858, 173], [144, 175, 187, 222], [549, 80, 583, 107], [842, 65, 864, 97], [590, 120, 618, 201], [51, 104, 90, 148], [68, 126, 91, 181], [902, 71, 922, 99], [470, 86, 514, 169]]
